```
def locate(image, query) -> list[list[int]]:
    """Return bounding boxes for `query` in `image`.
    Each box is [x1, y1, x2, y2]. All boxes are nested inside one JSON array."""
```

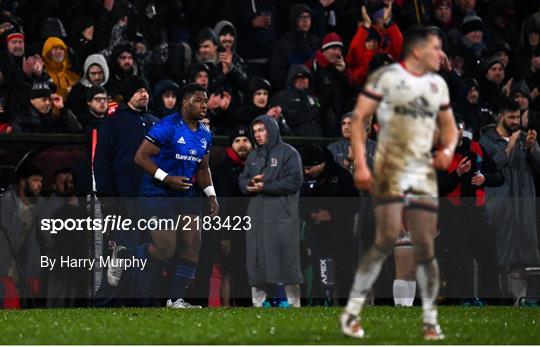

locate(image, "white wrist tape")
[[203, 186, 216, 197], [154, 168, 168, 182]]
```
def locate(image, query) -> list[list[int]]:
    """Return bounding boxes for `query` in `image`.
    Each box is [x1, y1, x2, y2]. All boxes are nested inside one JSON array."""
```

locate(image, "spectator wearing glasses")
[[269, 4, 320, 91]]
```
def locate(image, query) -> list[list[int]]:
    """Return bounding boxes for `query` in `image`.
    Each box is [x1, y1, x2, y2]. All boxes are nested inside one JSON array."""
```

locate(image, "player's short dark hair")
[[54, 167, 72, 177], [496, 97, 519, 115], [179, 83, 207, 101], [402, 25, 440, 58], [17, 165, 43, 180]]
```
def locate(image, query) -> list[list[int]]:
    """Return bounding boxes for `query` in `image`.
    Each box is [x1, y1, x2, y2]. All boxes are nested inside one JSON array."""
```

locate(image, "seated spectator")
[[236, 0, 280, 78], [148, 42, 191, 88], [10, 80, 82, 133], [453, 14, 489, 78], [269, 4, 320, 91], [517, 24, 540, 102], [66, 54, 109, 118], [486, 0, 519, 50], [234, 77, 282, 128], [188, 63, 210, 90], [68, 16, 97, 74], [270, 64, 322, 137], [346, 4, 403, 89], [206, 89, 234, 135], [0, 28, 47, 114], [511, 79, 540, 135], [194, 27, 225, 92], [452, 0, 477, 25], [213, 20, 248, 94], [455, 78, 495, 139], [0, 166, 44, 309], [152, 80, 179, 118], [488, 41, 515, 80], [307, 32, 349, 137], [430, 0, 461, 45], [80, 86, 109, 135], [41, 36, 80, 100], [478, 56, 506, 112], [106, 43, 138, 100]]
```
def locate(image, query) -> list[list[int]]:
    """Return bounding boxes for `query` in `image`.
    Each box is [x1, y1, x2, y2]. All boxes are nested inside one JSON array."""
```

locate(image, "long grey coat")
[[479, 126, 540, 266], [239, 115, 304, 285], [0, 188, 43, 277]]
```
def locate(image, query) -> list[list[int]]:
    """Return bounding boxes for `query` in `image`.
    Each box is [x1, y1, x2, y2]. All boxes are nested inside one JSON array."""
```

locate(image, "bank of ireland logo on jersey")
[[270, 157, 278, 167], [177, 136, 186, 144], [201, 138, 207, 150], [190, 149, 197, 156]]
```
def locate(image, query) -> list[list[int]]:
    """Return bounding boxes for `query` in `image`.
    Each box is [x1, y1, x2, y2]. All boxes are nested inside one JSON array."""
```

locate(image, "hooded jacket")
[[66, 54, 110, 117], [238, 115, 304, 285], [107, 43, 138, 100], [269, 4, 321, 91], [42, 37, 80, 99], [152, 79, 179, 118], [234, 77, 271, 127], [270, 64, 322, 137], [479, 125, 540, 266]]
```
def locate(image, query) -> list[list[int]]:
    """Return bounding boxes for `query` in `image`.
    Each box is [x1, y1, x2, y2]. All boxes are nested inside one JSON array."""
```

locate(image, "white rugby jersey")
[[362, 62, 450, 190]]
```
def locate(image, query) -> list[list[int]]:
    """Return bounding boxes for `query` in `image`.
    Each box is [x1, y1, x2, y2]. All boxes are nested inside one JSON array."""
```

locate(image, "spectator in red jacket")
[[345, 2, 403, 89]]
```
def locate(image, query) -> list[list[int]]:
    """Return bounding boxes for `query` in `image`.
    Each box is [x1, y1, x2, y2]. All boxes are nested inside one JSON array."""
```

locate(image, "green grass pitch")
[[1, 306, 539, 344]]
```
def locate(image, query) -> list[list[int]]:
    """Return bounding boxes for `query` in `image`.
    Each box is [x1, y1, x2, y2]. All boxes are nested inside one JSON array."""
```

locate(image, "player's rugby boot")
[[423, 323, 444, 341], [107, 244, 126, 286], [166, 299, 203, 308], [340, 312, 365, 338]]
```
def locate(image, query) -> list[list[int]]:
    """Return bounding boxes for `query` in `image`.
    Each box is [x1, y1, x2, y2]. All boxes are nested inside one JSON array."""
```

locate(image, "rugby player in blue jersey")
[[108, 83, 219, 308]]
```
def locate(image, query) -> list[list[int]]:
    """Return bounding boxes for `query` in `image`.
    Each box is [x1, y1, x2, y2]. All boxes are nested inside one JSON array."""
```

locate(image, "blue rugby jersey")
[[141, 113, 212, 197]]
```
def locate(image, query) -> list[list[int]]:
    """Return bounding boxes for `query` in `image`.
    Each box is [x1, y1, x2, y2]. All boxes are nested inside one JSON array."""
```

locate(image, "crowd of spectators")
[[1, 0, 540, 308], [0, 0, 536, 139]]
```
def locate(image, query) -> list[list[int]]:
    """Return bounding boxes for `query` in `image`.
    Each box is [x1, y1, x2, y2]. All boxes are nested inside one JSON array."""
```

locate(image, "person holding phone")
[[307, 32, 350, 137], [437, 115, 503, 305]]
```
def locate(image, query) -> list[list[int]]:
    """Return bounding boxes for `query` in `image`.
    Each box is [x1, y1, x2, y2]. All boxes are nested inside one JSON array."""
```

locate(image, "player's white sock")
[[346, 246, 389, 316], [416, 258, 440, 325], [508, 273, 527, 304], [405, 280, 416, 307], [251, 286, 267, 307], [393, 279, 415, 306], [284, 284, 301, 308]]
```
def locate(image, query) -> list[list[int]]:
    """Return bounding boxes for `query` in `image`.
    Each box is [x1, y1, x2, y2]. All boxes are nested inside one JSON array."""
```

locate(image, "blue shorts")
[[138, 196, 202, 220]]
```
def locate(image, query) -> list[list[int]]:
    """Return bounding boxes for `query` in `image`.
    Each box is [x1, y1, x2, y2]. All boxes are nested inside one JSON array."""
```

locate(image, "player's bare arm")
[[196, 154, 219, 216], [134, 139, 192, 190], [350, 93, 379, 191], [433, 108, 458, 170]]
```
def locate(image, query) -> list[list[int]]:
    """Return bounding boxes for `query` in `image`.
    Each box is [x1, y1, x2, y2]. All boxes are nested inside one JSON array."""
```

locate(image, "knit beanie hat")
[[30, 80, 53, 99], [228, 125, 251, 146], [86, 86, 107, 102], [120, 75, 148, 102], [321, 32, 343, 51], [462, 14, 484, 35]]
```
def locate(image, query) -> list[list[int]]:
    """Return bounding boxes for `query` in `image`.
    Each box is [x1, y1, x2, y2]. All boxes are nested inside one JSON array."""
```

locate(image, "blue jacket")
[[94, 104, 158, 197]]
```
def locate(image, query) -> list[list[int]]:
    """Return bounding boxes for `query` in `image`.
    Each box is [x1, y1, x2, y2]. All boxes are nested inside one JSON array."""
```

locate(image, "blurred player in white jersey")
[[340, 26, 458, 341]]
